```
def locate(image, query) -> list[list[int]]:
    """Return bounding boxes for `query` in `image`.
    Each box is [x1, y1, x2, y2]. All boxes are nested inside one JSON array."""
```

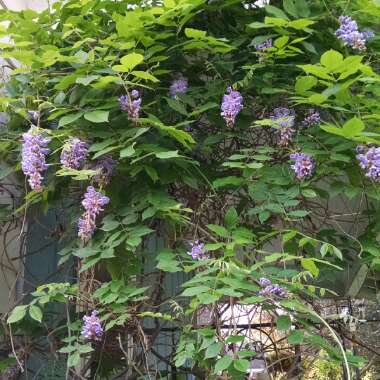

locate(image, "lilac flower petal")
[[335, 15, 367, 50], [60, 137, 88, 169], [221, 87, 243, 127], [169, 76, 188, 98], [187, 240, 209, 260], [119, 90, 142, 119], [81, 310, 103, 341], [290, 153, 315, 179], [356, 146, 380, 181], [21, 126, 50, 192], [271, 107, 296, 146], [78, 186, 110, 241]]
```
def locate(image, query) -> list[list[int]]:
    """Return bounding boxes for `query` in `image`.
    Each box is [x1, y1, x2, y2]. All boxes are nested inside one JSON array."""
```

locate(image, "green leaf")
[[288, 330, 304, 344], [29, 305, 43, 323], [157, 124, 195, 148], [7, 305, 27, 324], [207, 224, 229, 238], [205, 342, 222, 359], [67, 352, 80, 367], [259, 211, 270, 223], [120, 53, 144, 71], [320, 50, 343, 72], [294, 0, 310, 16], [265, 5, 289, 19], [131, 70, 159, 82], [182, 286, 210, 297], [189, 102, 218, 116], [101, 248, 115, 258], [307, 93, 327, 104], [295, 76, 318, 95], [224, 207, 238, 229], [120, 143, 136, 158], [277, 315, 292, 331], [84, 111, 109, 123], [288, 19, 315, 30], [301, 258, 319, 277], [233, 359, 250, 373], [165, 97, 188, 116], [275, 36, 289, 49], [342, 117, 364, 137], [58, 112, 83, 127], [320, 243, 330, 257], [302, 189, 317, 198], [298, 64, 333, 80], [101, 220, 119, 232], [156, 249, 181, 273], [58, 345, 76, 354], [226, 335, 245, 343], [213, 176, 244, 189], [185, 28, 207, 39], [76, 75, 100, 86], [320, 123, 345, 137], [214, 355, 233, 373], [197, 292, 220, 304], [332, 246, 343, 260], [264, 16, 288, 27], [288, 210, 309, 218], [283, 230, 297, 243], [78, 344, 94, 354], [155, 150, 180, 159], [283, 0, 298, 17]]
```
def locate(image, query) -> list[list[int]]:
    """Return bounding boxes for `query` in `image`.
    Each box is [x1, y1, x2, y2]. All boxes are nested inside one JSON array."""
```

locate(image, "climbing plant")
[[0, 0, 380, 378]]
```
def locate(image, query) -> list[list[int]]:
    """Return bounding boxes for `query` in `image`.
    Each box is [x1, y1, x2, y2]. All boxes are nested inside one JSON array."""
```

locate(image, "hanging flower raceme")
[[258, 277, 287, 298], [169, 75, 188, 98], [92, 155, 117, 186], [335, 16, 370, 51], [255, 38, 272, 51], [78, 186, 110, 241], [119, 89, 142, 119], [221, 86, 243, 127], [271, 107, 295, 146], [60, 137, 88, 169], [21, 126, 51, 192], [27, 110, 39, 124], [356, 145, 380, 182], [187, 240, 209, 260], [290, 153, 315, 179], [81, 310, 103, 341], [302, 109, 320, 128]]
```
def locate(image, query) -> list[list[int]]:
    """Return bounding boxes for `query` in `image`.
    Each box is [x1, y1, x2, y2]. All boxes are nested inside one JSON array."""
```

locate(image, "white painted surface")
[[1, 0, 51, 12]]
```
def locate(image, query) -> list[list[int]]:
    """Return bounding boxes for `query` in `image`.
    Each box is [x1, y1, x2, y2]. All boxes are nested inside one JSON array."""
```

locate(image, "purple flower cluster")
[[60, 137, 88, 169], [78, 186, 110, 241], [169, 75, 188, 98], [119, 89, 142, 119], [81, 310, 103, 341], [258, 277, 287, 298], [92, 155, 117, 186], [302, 109, 320, 128], [255, 38, 272, 51], [21, 127, 50, 192], [363, 28, 375, 40], [356, 146, 380, 182], [27, 110, 39, 124], [271, 107, 296, 146], [335, 16, 370, 51], [290, 153, 315, 179], [187, 240, 209, 260], [221, 87, 243, 127]]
